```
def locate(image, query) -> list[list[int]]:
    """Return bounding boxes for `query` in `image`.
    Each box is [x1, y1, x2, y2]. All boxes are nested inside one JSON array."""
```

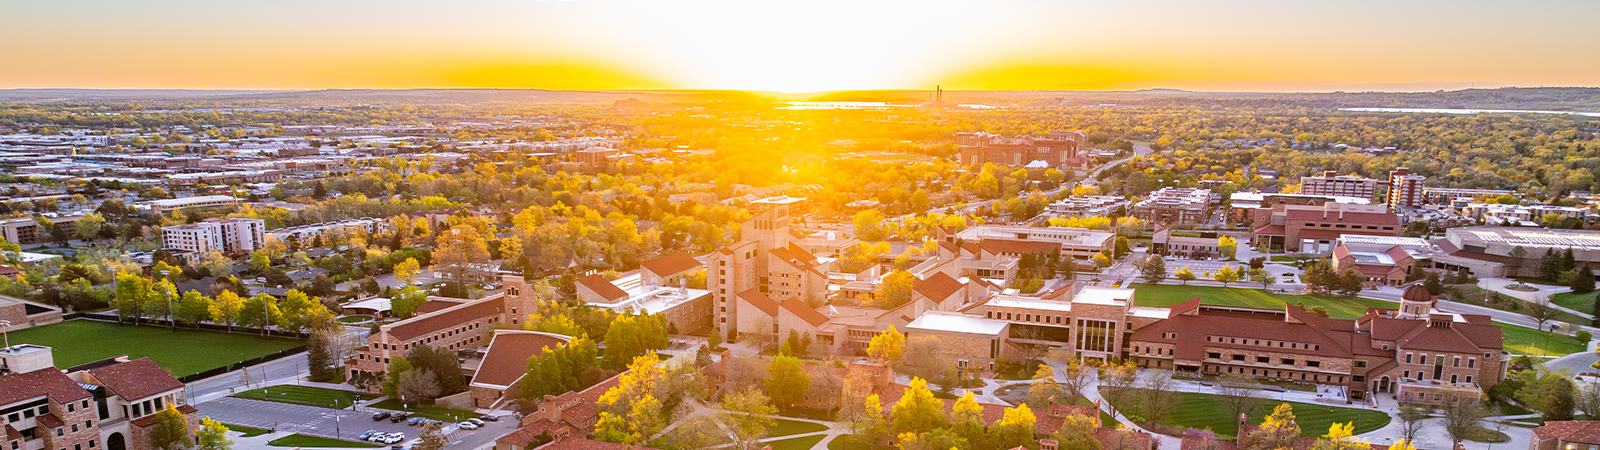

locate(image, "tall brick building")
[[0, 345, 196, 450], [1300, 171, 1388, 201], [956, 131, 1088, 168], [1388, 167, 1426, 209]]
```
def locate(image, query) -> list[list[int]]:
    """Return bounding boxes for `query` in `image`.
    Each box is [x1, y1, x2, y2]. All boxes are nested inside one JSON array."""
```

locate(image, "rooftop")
[[1073, 287, 1135, 306], [904, 311, 1009, 337]]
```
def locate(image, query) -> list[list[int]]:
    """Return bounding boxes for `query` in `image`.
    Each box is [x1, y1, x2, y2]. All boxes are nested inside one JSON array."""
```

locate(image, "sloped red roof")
[[131, 405, 196, 428], [471, 332, 570, 388], [779, 298, 829, 327], [0, 368, 90, 406], [88, 358, 183, 401], [1254, 224, 1286, 236], [736, 289, 780, 316], [576, 274, 627, 301], [389, 296, 504, 341], [913, 272, 965, 301], [1535, 421, 1600, 445], [640, 252, 701, 278], [416, 298, 466, 315]]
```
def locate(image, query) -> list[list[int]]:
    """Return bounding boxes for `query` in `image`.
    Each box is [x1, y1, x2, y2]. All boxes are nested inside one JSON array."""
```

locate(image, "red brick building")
[[0, 345, 195, 450], [956, 131, 1088, 168]]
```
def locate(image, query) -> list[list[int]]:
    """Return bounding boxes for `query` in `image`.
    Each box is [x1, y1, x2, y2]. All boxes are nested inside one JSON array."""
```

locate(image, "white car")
[[385, 434, 406, 444], [459, 421, 479, 430]]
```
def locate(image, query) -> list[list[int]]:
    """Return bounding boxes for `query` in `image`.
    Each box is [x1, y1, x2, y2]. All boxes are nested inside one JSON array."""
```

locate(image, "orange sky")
[[3, 0, 1598, 92]]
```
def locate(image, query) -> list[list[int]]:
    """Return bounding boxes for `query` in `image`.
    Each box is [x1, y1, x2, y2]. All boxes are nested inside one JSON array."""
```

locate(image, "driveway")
[[197, 397, 514, 450]]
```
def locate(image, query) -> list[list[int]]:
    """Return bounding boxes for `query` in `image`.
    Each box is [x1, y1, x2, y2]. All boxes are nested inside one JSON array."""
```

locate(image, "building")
[[950, 224, 1116, 264], [955, 130, 1088, 168], [0, 344, 197, 450], [1252, 203, 1400, 253], [1151, 227, 1222, 259], [1424, 187, 1519, 204], [1459, 203, 1590, 226], [0, 294, 63, 329], [1436, 226, 1600, 278], [1227, 192, 1371, 225], [0, 215, 86, 245], [1387, 168, 1425, 209], [1530, 421, 1600, 450], [136, 196, 238, 215], [574, 271, 713, 335], [1131, 188, 1214, 225], [1047, 196, 1129, 219], [263, 218, 390, 242], [1127, 284, 1506, 403], [1300, 171, 1388, 201], [466, 330, 571, 409], [707, 196, 833, 341], [161, 218, 266, 255]]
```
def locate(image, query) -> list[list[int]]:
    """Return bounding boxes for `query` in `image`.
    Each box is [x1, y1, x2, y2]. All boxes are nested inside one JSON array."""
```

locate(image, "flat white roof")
[[1128, 306, 1171, 319], [904, 311, 1009, 336], [343, 297, 392, 312], [1073, 287, 1134, 306], [144, 195, 237, 207], [986, 295, 1073, 312]]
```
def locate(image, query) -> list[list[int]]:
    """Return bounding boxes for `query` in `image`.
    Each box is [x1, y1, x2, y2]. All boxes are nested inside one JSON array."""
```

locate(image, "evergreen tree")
[[1140, 255, 1167, 284], [1571, 265, 1595, 294], [1424, 272, 1445, 295]]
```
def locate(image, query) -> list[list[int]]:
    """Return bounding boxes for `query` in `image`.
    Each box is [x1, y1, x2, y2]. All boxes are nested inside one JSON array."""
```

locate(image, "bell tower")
[[1397, 282, 1436, 320]]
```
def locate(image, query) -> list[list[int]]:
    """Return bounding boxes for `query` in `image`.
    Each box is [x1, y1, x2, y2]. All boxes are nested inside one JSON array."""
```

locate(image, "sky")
[[3, 0, 1598, 93]]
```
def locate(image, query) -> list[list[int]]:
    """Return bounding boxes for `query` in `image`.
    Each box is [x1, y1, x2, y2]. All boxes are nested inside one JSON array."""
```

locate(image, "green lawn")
[[231, 385, 375, 409], [1552, 291, 1599, 313], [1132, 285, 1397, 319], [762, 419, 828, 437], [368, 399, 477, 422], [1111, 390, 1390, 440], [1501, 323, 1587, 356], [6, 320, 303, 377], [765, 435, 827, 450], [828, 435, 873, 450], [266, 434, 381, 448], [223, 424, 271, 437]]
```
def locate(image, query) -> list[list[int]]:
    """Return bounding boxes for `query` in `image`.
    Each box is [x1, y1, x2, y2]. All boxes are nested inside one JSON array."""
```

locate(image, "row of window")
[[1206, 352, 1321, 367], [1398, 370, 1474, 384], [1209, 365, 1345, 383], [986, 310, 1066, 325], [1206, 335, 1320, 351]]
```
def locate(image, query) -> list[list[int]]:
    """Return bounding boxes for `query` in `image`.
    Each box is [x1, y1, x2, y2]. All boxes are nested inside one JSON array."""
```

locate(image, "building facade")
[[1131, 188, 1214, 225], [161, 218, 266, 254], [0, 345, 196, 450], [955, 131, 1088, 168], [1388, 168, 1425, 209], [1300, 171, 1388, 201]]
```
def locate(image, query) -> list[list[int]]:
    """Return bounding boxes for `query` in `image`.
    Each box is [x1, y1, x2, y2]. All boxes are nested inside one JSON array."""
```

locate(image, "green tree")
[[414, 423, 448, 450], [1248, 267, 1274, 290], [381, 356, 414, 399], [721, 388, 777, 449], [1052, 413, 1102, 450], [1571, 265, 1595, 294], [1424, 272, 1445, 295], [1140, 255, 1167, 284], [391, 286, 428, 319], [602, 314, 668, 370], [76, 213, 105, 241], [175, 290, 212, 327], [239, 293, 283, 336], [766, 355, 810, 410]]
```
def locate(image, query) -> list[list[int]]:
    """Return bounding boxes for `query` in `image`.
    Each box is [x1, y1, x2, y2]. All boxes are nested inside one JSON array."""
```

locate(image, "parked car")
[[358, 431, 377, 440], [387, 433, 406, 444], [478, 414, 500, 422], [459, 421, 479, 430], [371, 412, 391, 421], [390, 413, 408, 423], [465, 418, 485, 427]]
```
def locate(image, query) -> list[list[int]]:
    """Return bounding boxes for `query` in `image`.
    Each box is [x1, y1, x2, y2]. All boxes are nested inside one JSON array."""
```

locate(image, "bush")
[[1578, 330, 1593, 342]]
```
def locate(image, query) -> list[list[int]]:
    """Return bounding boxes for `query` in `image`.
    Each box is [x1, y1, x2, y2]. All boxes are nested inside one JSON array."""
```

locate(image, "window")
[[1232, 354, 1245, 361], [1405, 353, 1412, 363], [1419, 355, 1428, 365], [1354, 360, 1367, 368], [1306, 360, 1320, 368], [1256, 356, 1269, 363], [1208, 352, 1222, 359], [1468, 358, 1476, 369], [1453, 357, 1461, 368], [1466, 376, 1474, 383], [1403, 370, 1410, 378], [1281, 358, 1295, 365], [1353, 375, 1366, 383]]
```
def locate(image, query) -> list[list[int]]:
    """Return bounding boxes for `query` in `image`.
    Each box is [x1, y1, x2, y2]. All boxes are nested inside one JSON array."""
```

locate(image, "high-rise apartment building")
[[161, 218, 266, 254], [1301, 171, 1388, 201], [706, 196, 832, 341], [1387, 168, 1425, 209]]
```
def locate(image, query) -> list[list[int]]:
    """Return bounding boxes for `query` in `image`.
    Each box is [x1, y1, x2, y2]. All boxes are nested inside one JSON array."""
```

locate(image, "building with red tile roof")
[[639, 252, 701, 287], [1532, 421, 1600, 450], [347, 275, 543, 393], [1252, 203, 1400, 253], [468, 330, 572, 409], [0, 344, 194, 450]]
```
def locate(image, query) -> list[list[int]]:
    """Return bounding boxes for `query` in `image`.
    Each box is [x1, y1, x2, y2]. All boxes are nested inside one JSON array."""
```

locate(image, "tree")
[[209, 290, 244, 333], [1218, 236, 1238, 260], [1244, 404, 1300, 450], [394, 257, 421, 286], [1141, 370, 1180, 424], [1396, 403, 1431, 446], [1577, 383, 1600, 418], [1212, 265, 1240, 287], [853, 394, 889, 443], [1115, 236, 1131, 258], [1310, 422, 1369, 450], [148, 405, 192, 450], [1545, 375, 1577, 420], [602, 314, 668, 370], [239, 293, 283, 335], [415, 423, 448, 450], [306, 329, 337, 382], [1424, 272, 1445, 295], [1053, 413, 1102, 450], [1059, 358, 1095, 405], [1572, 265, 1596, 294], [1248, 267, 1274, 291], [381, 356, 413, 399], [766, 355, 810, 410], [1440, 393, 1488, 446], [990, 404, 1038, 450], [435, 225, 489, 288], [391, 286, 428, 319], [868, 326, 906, 364], [874, 270, 915, 308], [1027, 364, 1061, 408], [1217, 374, 1266, 424], [195, 418, 232, 450], [175, 290, 212, 327], [399, 368, 442, 402], [1139, 256, 1167, 284], [1174, 266, 1197, 285], [721, 388, 777, 449], [891, 378, 947, 434], [1524, 300, 1561, 330], [1098, 360, 1139, 418], [1336, 270, 1365, 296], [951, 392, 987, 445], [76, 213, 105, 241], [250, 251, 272, 273], [853, 210, 887, 241]]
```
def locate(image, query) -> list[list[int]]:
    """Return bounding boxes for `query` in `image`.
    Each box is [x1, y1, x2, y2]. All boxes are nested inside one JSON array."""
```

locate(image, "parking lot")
[[197, 397, 515, 448]]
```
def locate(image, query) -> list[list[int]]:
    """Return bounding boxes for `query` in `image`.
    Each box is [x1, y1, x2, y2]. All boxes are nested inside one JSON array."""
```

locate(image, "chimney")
[[1039, 438, 1060, 450]]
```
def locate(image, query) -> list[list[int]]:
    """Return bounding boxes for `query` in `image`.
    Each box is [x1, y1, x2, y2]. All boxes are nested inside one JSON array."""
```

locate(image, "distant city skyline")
[[3, 0, 1598, 93]]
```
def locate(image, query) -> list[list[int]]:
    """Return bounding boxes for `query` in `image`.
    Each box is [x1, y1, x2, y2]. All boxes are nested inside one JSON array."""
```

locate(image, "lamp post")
[[0, 319, 11, 348]]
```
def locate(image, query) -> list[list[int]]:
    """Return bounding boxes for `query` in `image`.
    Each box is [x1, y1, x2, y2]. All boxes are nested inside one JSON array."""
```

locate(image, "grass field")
[[232, 385, 375, 409], [1112, 390, 1390, 439], [6, 320, 303, 377], [368, 399, 476, 422], [765, 435, 827, 450], [266, 434, 380, 448], [827, 435, 871, 450], [762, 419, 828, 438], [1501, 323, 1587, 356], [1132, 285, 1398, 319], [1552, 291, 1599, 313], [224, 424, 271, 437]]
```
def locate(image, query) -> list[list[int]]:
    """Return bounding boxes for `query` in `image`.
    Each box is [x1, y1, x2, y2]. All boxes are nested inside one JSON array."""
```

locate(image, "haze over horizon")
[[4, 0, 1599, 93]]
